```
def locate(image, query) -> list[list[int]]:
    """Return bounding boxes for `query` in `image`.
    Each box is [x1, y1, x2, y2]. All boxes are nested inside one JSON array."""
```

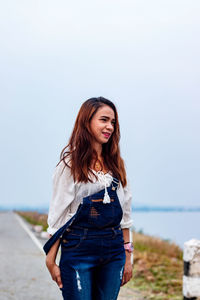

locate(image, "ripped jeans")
[[59, 225, 126, 300]]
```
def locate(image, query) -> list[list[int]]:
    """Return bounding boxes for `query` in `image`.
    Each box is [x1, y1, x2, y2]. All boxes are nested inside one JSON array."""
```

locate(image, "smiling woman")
[[44, 97, 133, 300]]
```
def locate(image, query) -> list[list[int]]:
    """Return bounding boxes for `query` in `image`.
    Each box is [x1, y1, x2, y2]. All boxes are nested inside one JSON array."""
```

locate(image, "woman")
[[44, 97, 134, 300]]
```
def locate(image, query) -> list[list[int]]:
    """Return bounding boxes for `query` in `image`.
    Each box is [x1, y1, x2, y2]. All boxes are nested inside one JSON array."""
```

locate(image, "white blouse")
[[47, 159, 133, 235]]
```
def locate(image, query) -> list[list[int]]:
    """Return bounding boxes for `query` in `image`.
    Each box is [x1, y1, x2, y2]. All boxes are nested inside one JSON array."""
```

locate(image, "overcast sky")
[[0, 0, 199, 209]]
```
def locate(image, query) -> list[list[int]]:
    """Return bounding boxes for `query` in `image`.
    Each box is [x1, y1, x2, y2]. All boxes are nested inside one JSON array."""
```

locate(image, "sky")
[[0, 0, 199, 209]]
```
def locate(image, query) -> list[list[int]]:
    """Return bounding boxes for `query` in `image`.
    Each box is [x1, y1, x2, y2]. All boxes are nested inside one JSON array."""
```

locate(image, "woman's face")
[[90, 105, 115, 145]]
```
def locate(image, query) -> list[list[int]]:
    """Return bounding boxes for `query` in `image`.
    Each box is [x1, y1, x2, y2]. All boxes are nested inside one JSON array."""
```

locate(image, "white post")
[[183, 239, 200, 300], [130, 228, 134, 265]]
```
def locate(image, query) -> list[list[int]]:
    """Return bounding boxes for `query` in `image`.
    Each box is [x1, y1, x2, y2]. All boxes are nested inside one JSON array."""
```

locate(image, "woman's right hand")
[[46, 260, 63, 289], [45, 238, 63, 288]]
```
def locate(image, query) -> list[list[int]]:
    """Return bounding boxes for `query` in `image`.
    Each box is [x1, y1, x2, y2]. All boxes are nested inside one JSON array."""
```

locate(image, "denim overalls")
[[43, 177, 126, 300]]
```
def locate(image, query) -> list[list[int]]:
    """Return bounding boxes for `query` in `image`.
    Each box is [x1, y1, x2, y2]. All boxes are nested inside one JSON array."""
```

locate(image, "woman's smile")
[[102, 132, 111, 139]]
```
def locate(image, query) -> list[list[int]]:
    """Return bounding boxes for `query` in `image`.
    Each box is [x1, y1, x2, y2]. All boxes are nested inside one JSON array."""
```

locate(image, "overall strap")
[[43, 203, 82, 255], [111, 177, 119, 189]]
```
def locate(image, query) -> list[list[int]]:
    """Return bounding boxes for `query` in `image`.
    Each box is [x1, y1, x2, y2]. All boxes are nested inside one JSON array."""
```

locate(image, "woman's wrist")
[[124, 242, 134, 253], [46, 256, 56, 267], [125, 251, 132, 263]]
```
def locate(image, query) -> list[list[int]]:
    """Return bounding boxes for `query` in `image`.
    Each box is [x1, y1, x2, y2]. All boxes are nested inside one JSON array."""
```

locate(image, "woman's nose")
[[106, 123, 114, 132]]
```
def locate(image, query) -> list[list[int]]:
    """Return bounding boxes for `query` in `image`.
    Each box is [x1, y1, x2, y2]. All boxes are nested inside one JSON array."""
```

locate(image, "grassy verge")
[[127, 230, 183, 300], [16, 210, 183, 299], [15, 210, 48, 231]]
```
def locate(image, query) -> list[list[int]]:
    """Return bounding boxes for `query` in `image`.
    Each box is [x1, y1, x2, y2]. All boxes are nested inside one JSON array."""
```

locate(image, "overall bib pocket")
[[88, 201, 115, 228]]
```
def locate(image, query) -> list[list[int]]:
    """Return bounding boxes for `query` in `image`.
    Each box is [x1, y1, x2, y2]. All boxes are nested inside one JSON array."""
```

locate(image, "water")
[[132, 211, 200, 249], [1, 207, 199, 250]]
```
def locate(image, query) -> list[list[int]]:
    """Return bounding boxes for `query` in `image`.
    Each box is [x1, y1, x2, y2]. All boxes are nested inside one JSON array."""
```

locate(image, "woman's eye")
[[100, 119, 115, 125]]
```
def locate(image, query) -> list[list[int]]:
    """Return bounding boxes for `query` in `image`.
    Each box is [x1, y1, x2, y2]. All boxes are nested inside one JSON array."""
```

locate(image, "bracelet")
[[124, 242, 134, 252], [124, 241, 131, 244]]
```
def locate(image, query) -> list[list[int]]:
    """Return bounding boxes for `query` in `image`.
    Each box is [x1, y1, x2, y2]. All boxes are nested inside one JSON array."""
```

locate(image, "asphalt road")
[[0, 211, 62, 300], [0, 211, 145, 300]]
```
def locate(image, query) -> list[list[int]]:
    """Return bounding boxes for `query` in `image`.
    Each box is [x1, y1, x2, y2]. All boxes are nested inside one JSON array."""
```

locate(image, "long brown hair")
[[58, 97, 127, 187]]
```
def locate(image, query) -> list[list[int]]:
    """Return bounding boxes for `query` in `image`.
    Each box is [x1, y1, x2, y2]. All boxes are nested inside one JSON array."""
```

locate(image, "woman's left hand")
[[120, 254, 133, 286]]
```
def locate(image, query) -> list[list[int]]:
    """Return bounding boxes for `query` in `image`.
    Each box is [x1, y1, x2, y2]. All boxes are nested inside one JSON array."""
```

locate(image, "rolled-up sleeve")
[[47, 160, 76, 235], [120, 178, 133, 229]]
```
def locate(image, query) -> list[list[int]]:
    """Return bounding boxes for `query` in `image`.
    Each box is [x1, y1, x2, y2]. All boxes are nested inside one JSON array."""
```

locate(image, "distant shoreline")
[[132, 206, 200, 212], [1, 206, 200, 213]]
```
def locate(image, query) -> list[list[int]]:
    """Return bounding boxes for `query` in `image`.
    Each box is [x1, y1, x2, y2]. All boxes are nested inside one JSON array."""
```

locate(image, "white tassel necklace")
[[96, 171, 111, 204], [93, 158, 111, 204]]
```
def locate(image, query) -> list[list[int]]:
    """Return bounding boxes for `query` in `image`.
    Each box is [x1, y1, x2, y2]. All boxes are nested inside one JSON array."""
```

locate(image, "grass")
[[127, 231, 183, 299], [16, 210, 48, 231], [16, 210, 183, 299]]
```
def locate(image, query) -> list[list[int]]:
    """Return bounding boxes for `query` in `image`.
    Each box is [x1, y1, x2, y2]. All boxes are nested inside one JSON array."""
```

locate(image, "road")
[[0, 211, 145, 300]]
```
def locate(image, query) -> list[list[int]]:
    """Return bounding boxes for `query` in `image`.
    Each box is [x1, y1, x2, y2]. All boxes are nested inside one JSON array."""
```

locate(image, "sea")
[[1, 205, 199, 250], [132, 211, 200, 249]]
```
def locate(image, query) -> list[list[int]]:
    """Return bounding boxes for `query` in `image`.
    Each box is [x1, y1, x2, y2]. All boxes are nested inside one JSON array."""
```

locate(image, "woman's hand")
[[120, 253, 133, 286], [46, 260, 63, 289], [121, 228, 133, 286], [45, 238, 62, 288]]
